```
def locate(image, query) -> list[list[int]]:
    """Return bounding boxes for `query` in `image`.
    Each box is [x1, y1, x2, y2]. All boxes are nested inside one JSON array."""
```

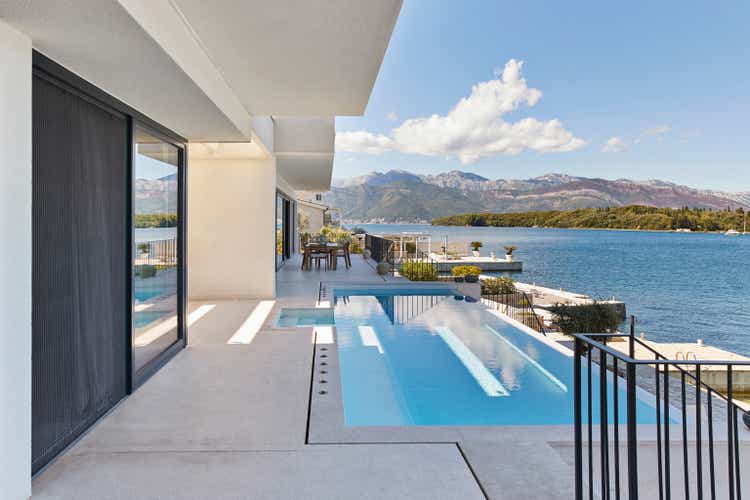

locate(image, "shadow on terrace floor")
[[32, 255, 481, 499]]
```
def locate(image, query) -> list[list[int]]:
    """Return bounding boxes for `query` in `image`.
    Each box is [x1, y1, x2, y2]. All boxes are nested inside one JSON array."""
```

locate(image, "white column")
[[0, 19, 32, 500], [188, 154, 277, 300]]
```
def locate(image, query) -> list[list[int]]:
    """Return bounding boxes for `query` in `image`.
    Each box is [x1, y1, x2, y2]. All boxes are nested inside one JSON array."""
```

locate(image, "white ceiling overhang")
[[166, 0, 402, 116], [2, 0, 249, 142], [1, 0, 401, 144], [274, 117, 335, 191], [276, 154, 335, 192]]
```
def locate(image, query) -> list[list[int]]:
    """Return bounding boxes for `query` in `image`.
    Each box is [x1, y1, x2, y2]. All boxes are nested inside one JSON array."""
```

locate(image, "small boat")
[[725, 229, 741, 236]]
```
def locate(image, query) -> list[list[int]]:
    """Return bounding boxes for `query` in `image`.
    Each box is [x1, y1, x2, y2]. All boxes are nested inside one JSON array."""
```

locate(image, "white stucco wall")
[[0, 20, 32, 500], [188, 156, 277, 299], [299, 203, 326, 234]]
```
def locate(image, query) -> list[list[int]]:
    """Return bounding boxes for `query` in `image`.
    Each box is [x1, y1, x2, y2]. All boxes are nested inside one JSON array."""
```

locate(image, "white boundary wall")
[[0, 19, 32, 500]]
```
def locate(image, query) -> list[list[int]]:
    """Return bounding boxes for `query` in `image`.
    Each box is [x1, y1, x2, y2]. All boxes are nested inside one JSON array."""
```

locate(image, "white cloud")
[[387, 111, 398, 121], [334, 130, 394, 154], [602, 136, 627, 153], [335, 59, 586, 163], [607, 124, 672, 149], [642, 125, 671, 137]]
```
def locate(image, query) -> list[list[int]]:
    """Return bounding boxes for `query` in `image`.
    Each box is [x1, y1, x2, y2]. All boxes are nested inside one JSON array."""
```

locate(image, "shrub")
[[137, 242, 150, 254], [481, 277, 516, 295], [139, 265, 157, 278], [451, 265, 482, 277], [349, 238, 364, 254], [470, 241, 483, 251], [320, 225, 352, 242], [134, 213, 177, 228], [400, 260, 438, 281], [546, 302, 622, 334]]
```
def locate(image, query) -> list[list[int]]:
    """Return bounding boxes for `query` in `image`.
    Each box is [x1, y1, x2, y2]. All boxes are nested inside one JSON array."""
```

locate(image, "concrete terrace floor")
[[32, 255, 495, 499]]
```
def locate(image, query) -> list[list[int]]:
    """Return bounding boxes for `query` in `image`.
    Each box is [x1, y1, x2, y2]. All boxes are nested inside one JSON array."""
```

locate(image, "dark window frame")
[[130, 123, 188, 390], [31, 50, 188, 397]]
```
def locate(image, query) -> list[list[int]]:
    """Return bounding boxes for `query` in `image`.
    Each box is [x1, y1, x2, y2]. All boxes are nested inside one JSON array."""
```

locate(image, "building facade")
[[0, 2, 401, 497]]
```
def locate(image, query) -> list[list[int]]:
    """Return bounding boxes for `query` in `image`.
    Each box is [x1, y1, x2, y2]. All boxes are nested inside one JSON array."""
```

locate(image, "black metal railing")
[[365, 234, 471, 279], [135, 237, 177, 267], [365, 234, 394, 267], [481, 290, 547, 334], [395, 253, 440, 280], [573, 327, 748, 499]]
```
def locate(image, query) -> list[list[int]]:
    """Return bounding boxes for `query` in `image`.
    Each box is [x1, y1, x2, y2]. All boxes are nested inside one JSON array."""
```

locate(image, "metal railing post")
[[626, 361, 638, 500], [629, 315, 635, 359], [574, 337, 584, 500]]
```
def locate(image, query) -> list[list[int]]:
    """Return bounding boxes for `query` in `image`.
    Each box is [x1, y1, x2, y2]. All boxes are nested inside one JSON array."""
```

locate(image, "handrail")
[[572, 333, 750, 366], [573, 331, 746, 500], [364, 233, 395, 268], [482, 289, 547, 335], [134, 237, 177, 266], [521, 289, 546, 334]]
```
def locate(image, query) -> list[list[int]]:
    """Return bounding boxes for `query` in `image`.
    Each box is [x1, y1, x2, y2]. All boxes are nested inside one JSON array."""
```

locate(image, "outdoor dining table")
[[302, 242, 340, 271]]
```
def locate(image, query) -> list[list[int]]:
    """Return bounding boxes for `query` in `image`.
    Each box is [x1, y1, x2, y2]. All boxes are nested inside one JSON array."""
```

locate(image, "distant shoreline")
[[349, 222, 733, 235], [429, 206, 747, 233]]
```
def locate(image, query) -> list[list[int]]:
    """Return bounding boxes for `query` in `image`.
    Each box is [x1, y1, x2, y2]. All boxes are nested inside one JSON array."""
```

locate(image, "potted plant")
[[504, 245, 517, 262], [139, 264, 157, 279], [452, 265, 481, 283], [470, 241, 482, 257], [376, 259, 390, 275]]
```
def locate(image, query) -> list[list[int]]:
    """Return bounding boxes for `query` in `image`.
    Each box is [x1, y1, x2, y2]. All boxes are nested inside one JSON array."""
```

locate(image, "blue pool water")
[[277, 308, 335, 327], [135, 288, 167, 302], [134, 310, 169, 328], [333, 286, 657, 426]]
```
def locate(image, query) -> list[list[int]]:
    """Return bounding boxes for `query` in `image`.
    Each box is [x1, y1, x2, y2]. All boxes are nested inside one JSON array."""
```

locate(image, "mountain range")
[[326, 170, 750, 223], [135, 174, 178, 214]]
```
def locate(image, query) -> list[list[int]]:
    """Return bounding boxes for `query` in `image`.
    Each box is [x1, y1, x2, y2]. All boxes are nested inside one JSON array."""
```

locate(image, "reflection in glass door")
[[276, 192, 295, 269], [132, 127, 182, 374], [276, 193, 284, 269]]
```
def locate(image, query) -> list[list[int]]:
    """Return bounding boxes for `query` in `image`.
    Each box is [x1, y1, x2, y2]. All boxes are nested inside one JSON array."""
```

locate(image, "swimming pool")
[[332, 285, 657, 426], [134, 288, 168, 303], [277, 308, 335, 327], [134, 310, 169, 328]]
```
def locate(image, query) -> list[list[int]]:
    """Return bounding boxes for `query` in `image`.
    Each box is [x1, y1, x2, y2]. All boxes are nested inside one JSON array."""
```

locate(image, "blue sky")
[[334, 0, 749, 191], [137, 154, 175, 180]]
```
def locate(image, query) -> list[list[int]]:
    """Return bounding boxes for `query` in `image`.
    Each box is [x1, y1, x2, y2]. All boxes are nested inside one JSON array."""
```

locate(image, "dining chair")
[[336, 241, 351, 269], [311, 251, 328, 271]]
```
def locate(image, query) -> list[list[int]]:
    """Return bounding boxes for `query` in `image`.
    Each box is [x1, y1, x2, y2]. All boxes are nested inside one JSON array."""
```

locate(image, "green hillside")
[[432, 205, 748, 232]]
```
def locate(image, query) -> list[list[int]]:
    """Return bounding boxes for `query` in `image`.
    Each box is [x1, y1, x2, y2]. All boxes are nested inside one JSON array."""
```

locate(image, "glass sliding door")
[[276, 193, 284, 269], [132, 127, 183, 375], [276, 192, 295, 269]]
